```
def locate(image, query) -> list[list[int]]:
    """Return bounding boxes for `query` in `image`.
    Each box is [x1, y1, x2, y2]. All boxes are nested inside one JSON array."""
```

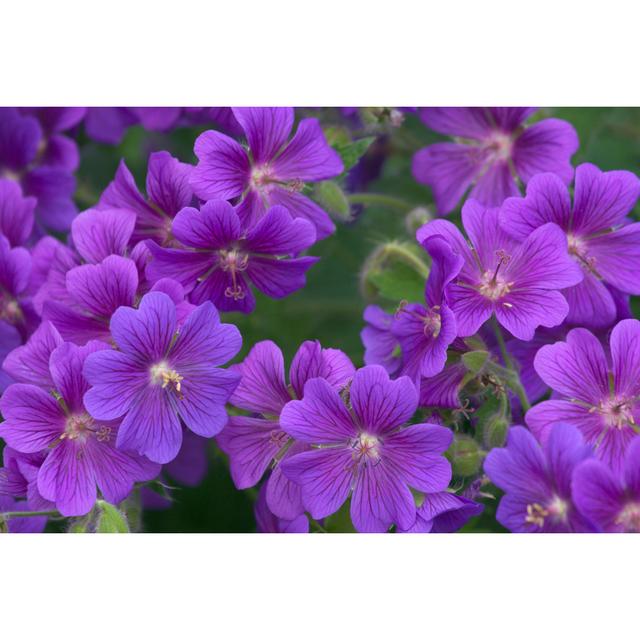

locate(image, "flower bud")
[[447, 434, 482, 477], [313, 181, 351, 222], [404, 206, 433, 235], [462, 350, 490, 375]]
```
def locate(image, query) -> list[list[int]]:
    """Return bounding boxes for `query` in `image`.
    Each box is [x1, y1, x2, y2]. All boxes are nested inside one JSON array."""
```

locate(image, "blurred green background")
[[73, 107, 640, 532]]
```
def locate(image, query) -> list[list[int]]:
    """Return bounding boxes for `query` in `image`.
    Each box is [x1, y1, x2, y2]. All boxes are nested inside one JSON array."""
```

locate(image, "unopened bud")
[[313, 181, 351, 222], [462, 350, 490, 375], [447, 434, 482, 477], [404, 206, 433, 235]]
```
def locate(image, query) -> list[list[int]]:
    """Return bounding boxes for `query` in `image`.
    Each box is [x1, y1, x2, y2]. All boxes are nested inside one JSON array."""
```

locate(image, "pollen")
[[150, 361, 184, 397]]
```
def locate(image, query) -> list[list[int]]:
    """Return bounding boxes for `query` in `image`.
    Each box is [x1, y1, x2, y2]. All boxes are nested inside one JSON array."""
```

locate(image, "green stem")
[[490, 317, 531, 413], [347, 193, 414, 212], [0, 510, 59, 519]]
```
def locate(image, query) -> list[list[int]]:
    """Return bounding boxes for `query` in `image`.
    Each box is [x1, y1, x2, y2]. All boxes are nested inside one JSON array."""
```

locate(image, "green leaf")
[[334, 137, 376, 173], [96, 501, 129, 533]]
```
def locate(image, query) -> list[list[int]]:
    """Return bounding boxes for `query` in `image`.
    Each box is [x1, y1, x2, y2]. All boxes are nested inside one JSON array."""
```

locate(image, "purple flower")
[[527, 319, 640, 473], [0, 107, 78, 232], [0, 494, 47, 533], [280, 365, 452, 532], [361, 305, 401, 375], [254, 481, 309, 534], [146, 200, 318, 314], [500, 164, 640, 329], [0, 179, 36, 246], [0, 321, 21, 392], [419, 361, 467, 410], [399, 491, 484, 533], [0, 235, 39, 341], [2, 320, 63, 388], [83, 108, 137, 145], [484, 424, 595, 532], [43, 255, 138, 345], [0, 447, 52, 511], [33, 207, 137, 314], [573, 437, 640, 532], [417, 199, 583, 340], [391, 235, 463, 382], [218, 339, 354, 520], [413, 107, 578, 214], [83, 292, 241, 464], [191, 107, 343, 240], [99, 151, 194, 246], [0, 341, 160, 516]]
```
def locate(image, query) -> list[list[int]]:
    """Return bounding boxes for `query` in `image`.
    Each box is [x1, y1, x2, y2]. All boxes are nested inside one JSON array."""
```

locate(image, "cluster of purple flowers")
[[1, 105, 639, 534]]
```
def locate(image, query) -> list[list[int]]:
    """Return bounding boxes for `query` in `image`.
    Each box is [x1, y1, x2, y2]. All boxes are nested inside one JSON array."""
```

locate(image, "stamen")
[[525, 503, 549, 528], [150, 361, 184, 399]]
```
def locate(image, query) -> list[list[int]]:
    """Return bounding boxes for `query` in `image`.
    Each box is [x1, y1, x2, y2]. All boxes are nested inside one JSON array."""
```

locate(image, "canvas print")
[[0, 106, 638, 533]]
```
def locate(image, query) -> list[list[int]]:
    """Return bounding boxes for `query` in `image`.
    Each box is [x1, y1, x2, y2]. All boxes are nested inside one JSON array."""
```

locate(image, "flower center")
[[616, 502, 640, 532], [567, 233, 598, 275], [0, 295, 23, 325], [218, 249, 249, 300], [351, 433, 381, 466], [525, 496, 567, 528], [593, 396, 635, 430], [485, 131, 513, 162], [250, 164, 274, 190], [396, 302, 442, 338], [150, 361, 184, 398], [478, 250, 513, 301], [62, 413, 95, 442]]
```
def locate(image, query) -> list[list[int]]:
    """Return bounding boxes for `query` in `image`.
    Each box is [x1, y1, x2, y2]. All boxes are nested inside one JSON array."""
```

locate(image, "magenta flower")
[[280, 365, 452, 532], [527, 319, 640, 473], [83, 292, 241, 464], [484, 424, 595, 533], [190, 107, 344, 239], [413, 107, 578, 214], [146, 200, 318, 314], [99, 151, 194, 246], [218, 339, 354, 520], [500, 164, 640, 329], [0, 341, 160, 516], [573, 437, 640, 532], [417, 199, 583, 340]]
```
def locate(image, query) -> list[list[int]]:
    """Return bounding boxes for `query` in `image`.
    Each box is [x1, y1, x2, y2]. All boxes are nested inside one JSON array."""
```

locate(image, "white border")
[[2, 1, 640, 105], [1, 534, 638, 638]]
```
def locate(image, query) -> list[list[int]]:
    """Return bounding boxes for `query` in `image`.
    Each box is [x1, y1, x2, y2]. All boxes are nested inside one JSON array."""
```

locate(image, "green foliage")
[[333, 136, 376, 173]]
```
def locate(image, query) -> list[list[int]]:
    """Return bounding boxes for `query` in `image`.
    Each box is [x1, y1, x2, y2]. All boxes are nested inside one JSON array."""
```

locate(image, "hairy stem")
[[348, 192, 414, 212], [490, 317, 531, 413]]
